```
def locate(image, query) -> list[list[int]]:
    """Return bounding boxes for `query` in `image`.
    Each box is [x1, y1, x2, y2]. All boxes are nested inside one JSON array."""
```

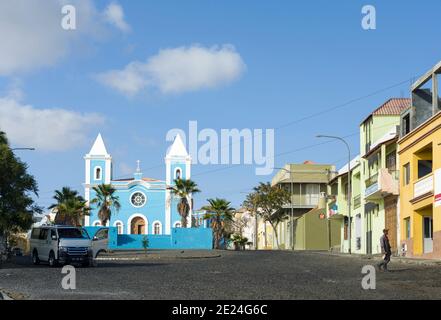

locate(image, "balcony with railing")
[[413, 173, 433, 200], [364, 168, 399, 200]]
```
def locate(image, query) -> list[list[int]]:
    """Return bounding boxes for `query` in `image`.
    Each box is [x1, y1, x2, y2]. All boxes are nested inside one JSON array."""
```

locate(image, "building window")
[[93, 221, 101, 227], [174, 221, 181, 228], [115, 222, 123, 234], [130, 191, 146, 207], [405, 218, 411, 239], [418, 160, 432, 179], [175, 168, 182, 180], [403, 163, 410, 186], [386, 152, 396, 172], [95, 167, 102, 180], [153, 222, 161, 235], [402, 114, 410, 136]]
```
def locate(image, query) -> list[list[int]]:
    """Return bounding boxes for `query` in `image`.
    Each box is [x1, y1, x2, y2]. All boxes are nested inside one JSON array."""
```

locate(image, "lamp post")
[[316, 135, 352, 254], [273, 167, 295, 250]]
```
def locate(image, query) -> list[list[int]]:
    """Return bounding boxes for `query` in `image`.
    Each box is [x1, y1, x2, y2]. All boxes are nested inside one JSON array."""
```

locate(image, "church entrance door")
[[131, 217, 146, 234]]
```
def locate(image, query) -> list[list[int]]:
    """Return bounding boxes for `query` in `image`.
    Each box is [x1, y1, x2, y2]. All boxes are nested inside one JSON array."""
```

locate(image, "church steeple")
[[88, 133, 109, 157], [166, 134, 189, 158], [84, 133, 112, 185]]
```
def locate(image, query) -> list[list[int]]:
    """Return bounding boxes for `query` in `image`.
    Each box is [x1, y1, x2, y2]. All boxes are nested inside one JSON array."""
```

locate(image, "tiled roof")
[[372, 98, 411, 116], [361, 98, 410, 124]]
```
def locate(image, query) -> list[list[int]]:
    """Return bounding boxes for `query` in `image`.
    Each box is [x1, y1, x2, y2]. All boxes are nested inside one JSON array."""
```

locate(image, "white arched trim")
[[113, 220, 124, 234], [92, 220, 102, 227], [152, 220, 162, 235], [94, 166, 103, 180], [173, 221, 182, 228], [127, 213, 148, 234]]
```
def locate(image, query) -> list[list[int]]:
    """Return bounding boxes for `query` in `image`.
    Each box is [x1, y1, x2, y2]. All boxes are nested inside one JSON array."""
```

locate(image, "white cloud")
[[0, 0, 127, 76], [104, 2, 131, 33], [0, 96, 105, 151], [95, 45, 246, 96]]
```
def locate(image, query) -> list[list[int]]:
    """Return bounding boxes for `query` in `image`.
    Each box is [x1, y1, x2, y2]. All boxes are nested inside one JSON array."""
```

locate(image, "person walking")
[[377, 229, 392, 272]]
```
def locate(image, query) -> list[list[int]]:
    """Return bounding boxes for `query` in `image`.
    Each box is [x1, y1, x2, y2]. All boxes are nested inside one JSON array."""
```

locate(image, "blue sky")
[[1, 0, 440, 210]]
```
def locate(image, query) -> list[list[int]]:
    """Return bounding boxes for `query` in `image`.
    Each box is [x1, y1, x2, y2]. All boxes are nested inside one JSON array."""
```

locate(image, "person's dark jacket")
[[380, 235, 391, 254]]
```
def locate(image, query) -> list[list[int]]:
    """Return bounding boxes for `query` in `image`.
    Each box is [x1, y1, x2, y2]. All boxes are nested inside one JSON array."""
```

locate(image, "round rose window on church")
[[131, 192, 146, 207]]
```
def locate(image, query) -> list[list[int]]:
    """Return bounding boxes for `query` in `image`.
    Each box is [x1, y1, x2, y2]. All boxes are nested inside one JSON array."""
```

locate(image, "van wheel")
[[32, 250, 40, 265], [48, 251, 57, 267]]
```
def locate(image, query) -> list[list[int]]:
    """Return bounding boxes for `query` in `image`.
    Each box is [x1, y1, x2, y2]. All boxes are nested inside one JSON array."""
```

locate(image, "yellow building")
[[398, 61, 441, 258]]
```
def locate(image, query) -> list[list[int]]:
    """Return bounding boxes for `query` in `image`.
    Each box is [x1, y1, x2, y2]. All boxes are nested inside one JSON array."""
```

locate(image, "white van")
[[30, 226, 93, 267]]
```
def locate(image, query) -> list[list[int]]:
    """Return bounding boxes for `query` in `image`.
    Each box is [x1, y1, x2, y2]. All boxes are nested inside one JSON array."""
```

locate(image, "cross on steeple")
[[136, 160, 141, 173]]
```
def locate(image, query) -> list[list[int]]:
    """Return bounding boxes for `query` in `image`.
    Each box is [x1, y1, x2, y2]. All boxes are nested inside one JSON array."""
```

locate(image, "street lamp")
[[316, 135, 352, 254], [273, 167, 295, 251]]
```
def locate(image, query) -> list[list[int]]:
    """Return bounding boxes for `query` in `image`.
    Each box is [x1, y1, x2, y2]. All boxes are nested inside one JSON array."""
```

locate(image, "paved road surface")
[[1, 250, 441, 299]]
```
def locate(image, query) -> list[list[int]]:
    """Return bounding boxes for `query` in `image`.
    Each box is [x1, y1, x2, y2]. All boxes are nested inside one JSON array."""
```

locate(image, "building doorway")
[[423, 216, 433, 254], [385, 196, 398, 253], [131, 216, 146, 234]]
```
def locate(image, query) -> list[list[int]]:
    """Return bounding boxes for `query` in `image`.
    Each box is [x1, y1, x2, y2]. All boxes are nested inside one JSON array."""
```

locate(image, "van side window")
[[39, 228, 48, 240], [51, 229, 57, 240], [95, 229, 108, 240], [31, 228, 41, 239]]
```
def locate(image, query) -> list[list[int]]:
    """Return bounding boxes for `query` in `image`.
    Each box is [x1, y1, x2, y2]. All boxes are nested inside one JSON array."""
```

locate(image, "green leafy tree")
[[49, 187, 89, 226], [0, 131, 41, 248], [202, 198, 235, 249], [169, 179, 200, 228], [248, 182, 290, 249], [90, 184, 121, 226]]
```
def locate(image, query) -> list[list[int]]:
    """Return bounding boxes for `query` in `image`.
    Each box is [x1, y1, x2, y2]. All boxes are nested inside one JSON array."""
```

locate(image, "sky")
[[1, 0, 441, 211]]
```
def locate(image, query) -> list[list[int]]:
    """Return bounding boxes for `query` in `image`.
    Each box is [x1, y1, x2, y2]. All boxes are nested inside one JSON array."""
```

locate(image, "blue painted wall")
[[84, 226, 213, 250]]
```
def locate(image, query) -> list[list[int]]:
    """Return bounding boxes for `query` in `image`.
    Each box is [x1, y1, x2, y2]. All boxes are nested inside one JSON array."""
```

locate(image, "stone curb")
[[96, 254, 221, 261], [312, 251, 441, 266]]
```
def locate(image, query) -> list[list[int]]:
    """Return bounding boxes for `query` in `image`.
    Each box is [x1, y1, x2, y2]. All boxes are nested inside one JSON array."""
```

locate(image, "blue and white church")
[[83, 133, 192, 235]]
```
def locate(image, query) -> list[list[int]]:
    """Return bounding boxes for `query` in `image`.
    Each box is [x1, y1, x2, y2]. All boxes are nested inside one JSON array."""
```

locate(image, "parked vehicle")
[[90, 227, 109, 258], [30, 226, 93, 267]]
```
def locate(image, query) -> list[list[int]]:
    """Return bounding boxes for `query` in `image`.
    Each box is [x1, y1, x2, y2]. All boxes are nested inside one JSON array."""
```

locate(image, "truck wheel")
[[48, 251, 58, 267], [32, 250, 40, 265]]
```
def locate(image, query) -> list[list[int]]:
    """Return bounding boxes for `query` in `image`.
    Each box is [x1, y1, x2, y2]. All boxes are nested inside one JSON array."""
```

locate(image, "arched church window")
[[175, 168, 181, 180], [95, 167, 101, 180], [174, 221, 181, 228], [115, 222, 123, 234], [93, 221, 101, 227], [153, 222, 161, 235]]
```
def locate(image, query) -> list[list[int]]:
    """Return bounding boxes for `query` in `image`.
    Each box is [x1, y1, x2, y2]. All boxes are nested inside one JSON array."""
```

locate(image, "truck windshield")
[[57, 228, 90, 239]]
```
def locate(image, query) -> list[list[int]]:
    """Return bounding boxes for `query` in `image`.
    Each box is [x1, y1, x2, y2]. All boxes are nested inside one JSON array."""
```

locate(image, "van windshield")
[[57, 228, 90, 239]]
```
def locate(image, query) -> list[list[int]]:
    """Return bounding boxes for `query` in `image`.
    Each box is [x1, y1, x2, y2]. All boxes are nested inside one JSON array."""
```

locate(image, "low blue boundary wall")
[[84, 226, 213, 250]]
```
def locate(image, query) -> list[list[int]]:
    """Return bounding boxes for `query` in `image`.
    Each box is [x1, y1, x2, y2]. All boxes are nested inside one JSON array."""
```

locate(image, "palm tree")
[[202, 198, 235, 249], [49, 187, 89, 226], [169, 179, 200, 228], [90, 183, 121, 226]]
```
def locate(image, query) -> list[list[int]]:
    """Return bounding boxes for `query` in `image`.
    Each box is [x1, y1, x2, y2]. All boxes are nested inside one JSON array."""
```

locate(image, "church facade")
[[83, 133, 193, 235]]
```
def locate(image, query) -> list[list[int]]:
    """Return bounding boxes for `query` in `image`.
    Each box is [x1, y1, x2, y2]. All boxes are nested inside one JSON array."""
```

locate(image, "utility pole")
[[317, 135, 352, 254]]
